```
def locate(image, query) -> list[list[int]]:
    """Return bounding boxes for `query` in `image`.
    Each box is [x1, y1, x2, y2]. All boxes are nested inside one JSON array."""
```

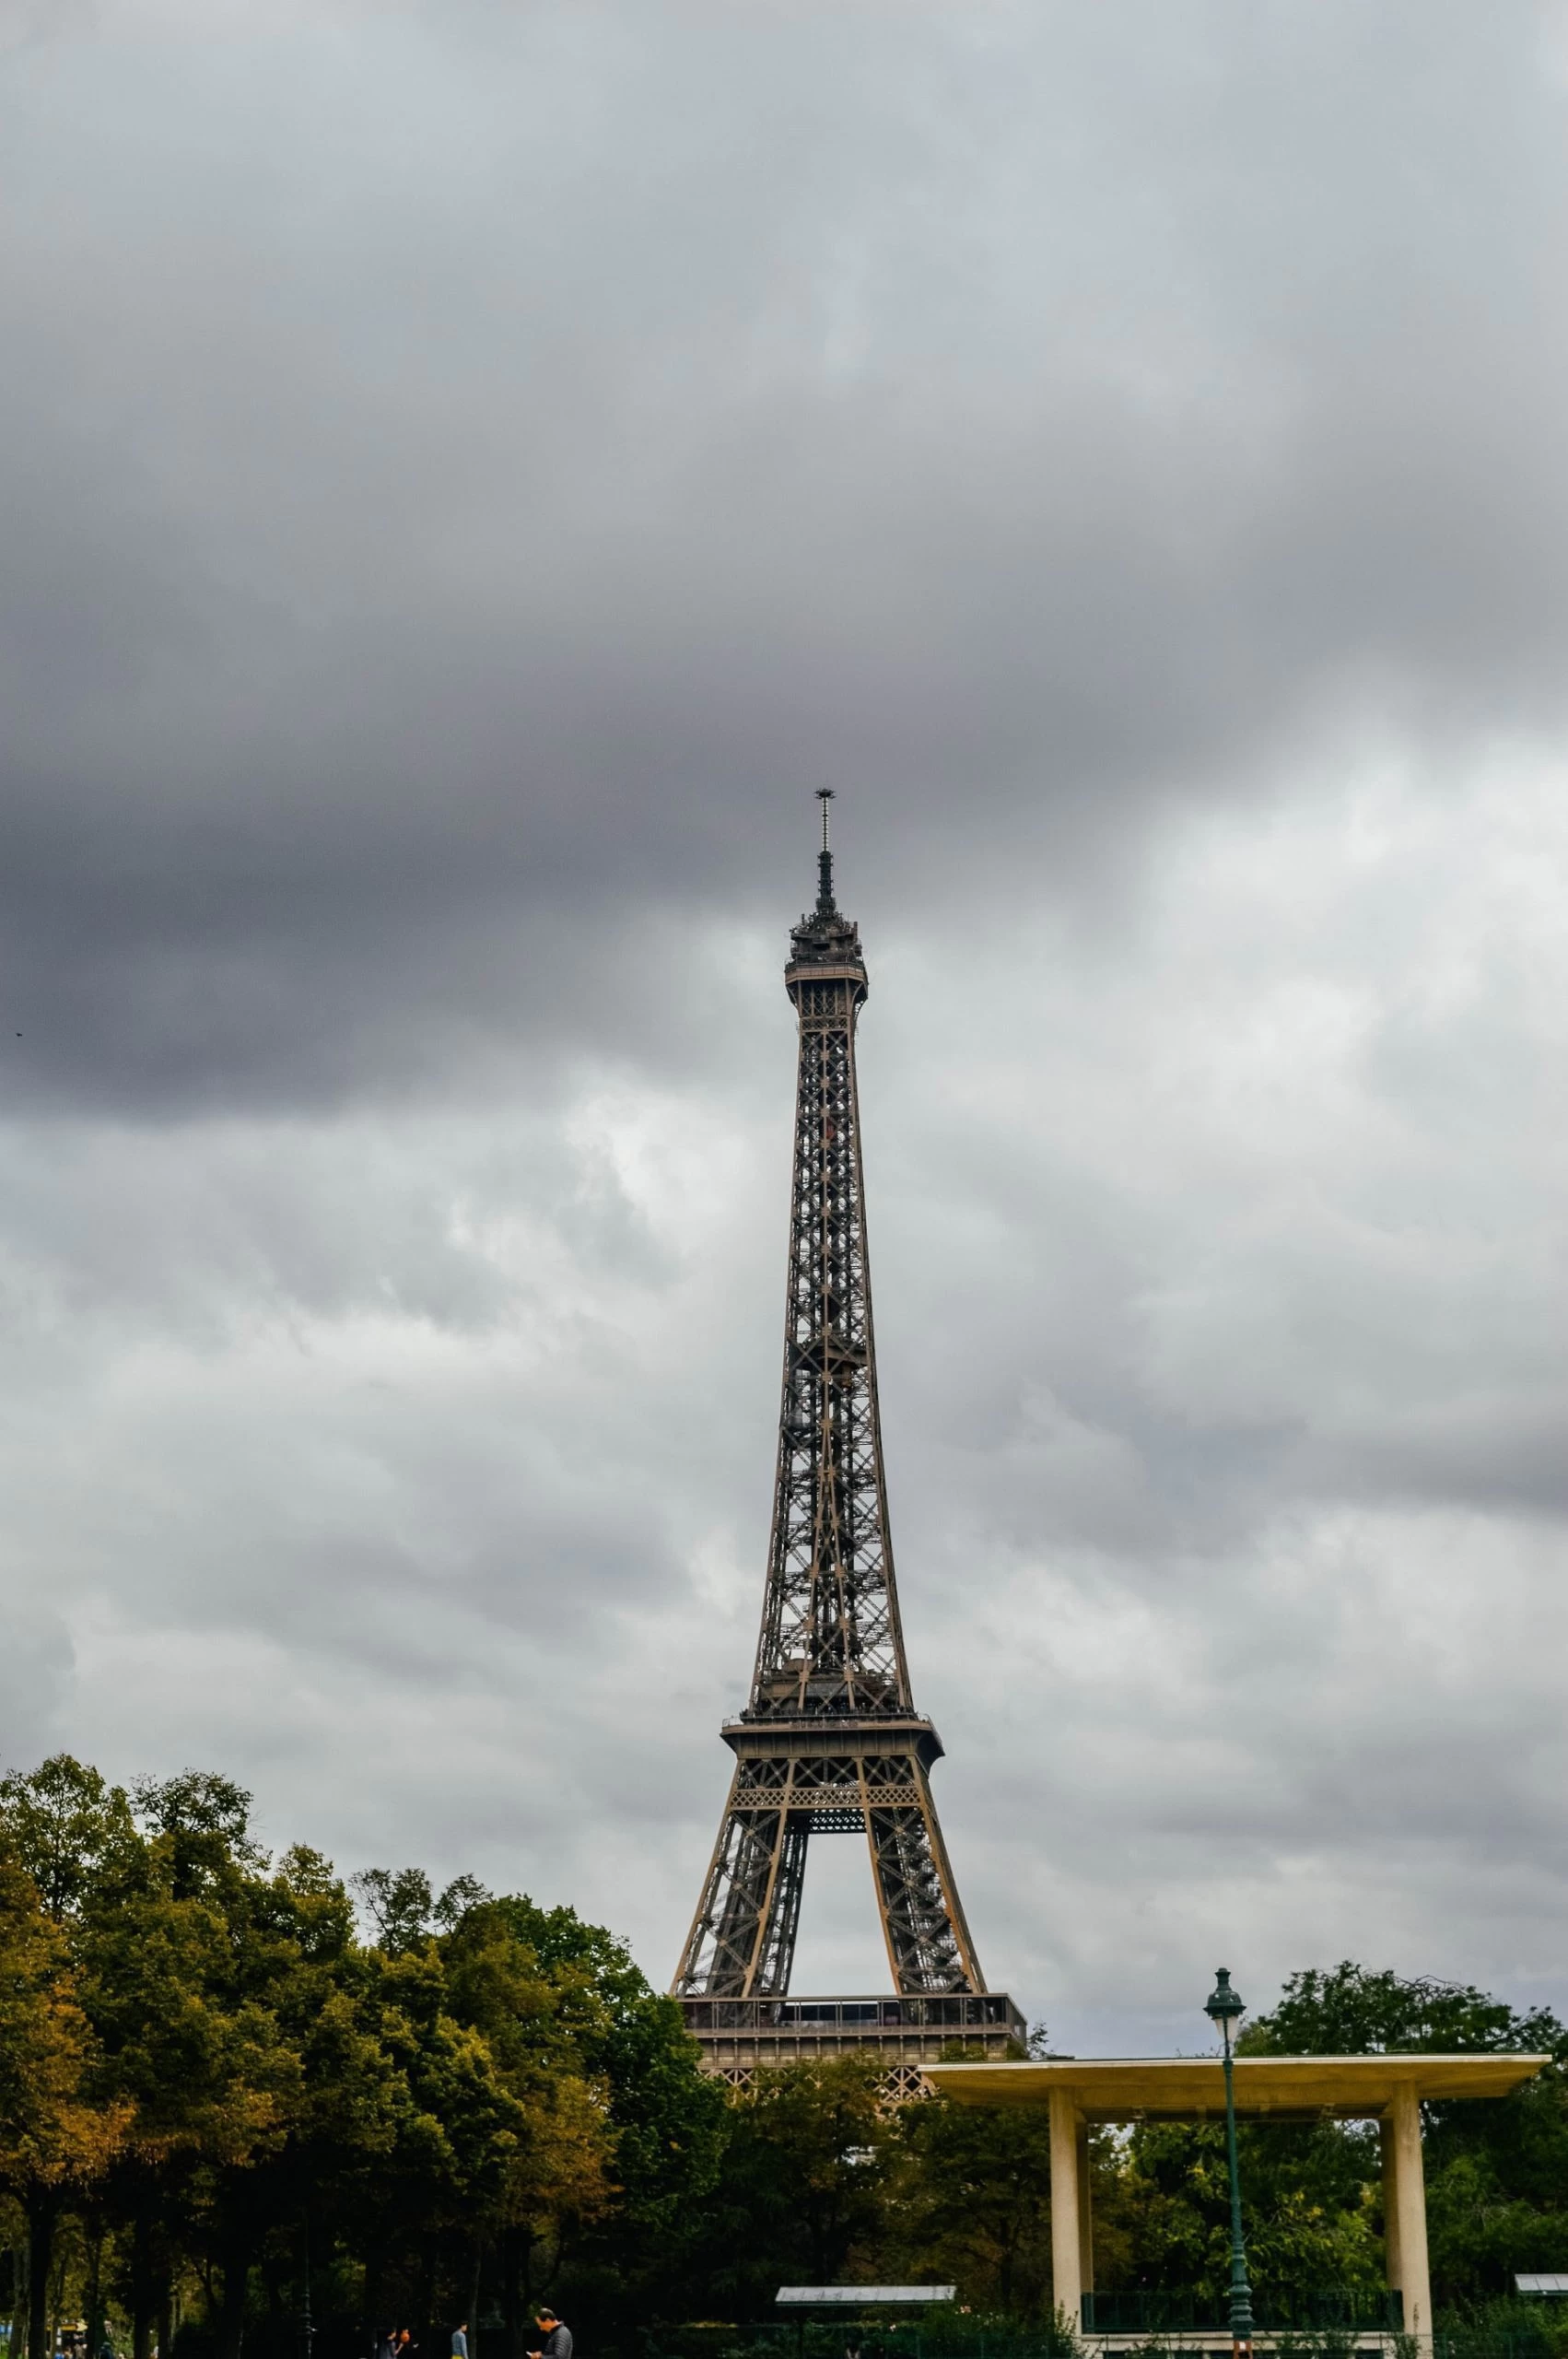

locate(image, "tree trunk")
[[467, 2251, 482, 2359], [15, 2231, 30, 2359], [218, 2223, 251, 2359], [261, 2262, 285, 2359], [500, 2236, 520, 2359], [415, 2235, 434, 2348], [49, 2234, 66, 2359], [25, 2195, 56, 2359], [85, 2219, 106, 2359], [131, 2209, 157, 2359], [360, 2252, 375, 2353]]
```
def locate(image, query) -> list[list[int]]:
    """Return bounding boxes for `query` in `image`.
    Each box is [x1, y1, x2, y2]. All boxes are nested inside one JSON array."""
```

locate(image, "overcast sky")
[[4, 0, 1568, 2052]]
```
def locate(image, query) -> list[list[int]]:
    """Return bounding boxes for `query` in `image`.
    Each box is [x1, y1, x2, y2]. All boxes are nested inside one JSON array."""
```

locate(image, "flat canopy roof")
[[924, 2053, 1549, 2121]]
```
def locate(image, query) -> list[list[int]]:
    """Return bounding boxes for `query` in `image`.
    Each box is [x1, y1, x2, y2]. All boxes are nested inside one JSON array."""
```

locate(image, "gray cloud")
[[2, 0, 1567, 2045]]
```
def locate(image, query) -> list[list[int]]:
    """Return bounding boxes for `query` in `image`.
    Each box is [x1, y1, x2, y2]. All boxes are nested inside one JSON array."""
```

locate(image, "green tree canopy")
[[6, 1764, 1568, 2357]]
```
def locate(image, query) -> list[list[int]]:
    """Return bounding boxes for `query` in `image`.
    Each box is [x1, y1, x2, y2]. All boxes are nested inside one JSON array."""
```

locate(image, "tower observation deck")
[[673, 798, 1024, 2083]]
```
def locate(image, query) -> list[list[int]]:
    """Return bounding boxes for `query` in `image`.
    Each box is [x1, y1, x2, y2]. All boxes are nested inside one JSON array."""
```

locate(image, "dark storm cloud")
[[3, 0, 1567, 1110]]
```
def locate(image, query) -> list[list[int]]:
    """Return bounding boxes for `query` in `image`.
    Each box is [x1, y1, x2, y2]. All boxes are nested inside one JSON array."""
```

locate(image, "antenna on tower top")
[[815, 789, 837, 911]]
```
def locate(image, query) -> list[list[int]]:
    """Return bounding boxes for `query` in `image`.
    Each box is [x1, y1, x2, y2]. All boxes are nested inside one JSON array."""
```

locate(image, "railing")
[[678, 1994, 1027, 2035], [1081, 2291, 1405, 2335], [1432, 2337, 1567, 2359], [638, 2306, 1568, 2359], [640, 2325, 1077, 2359]]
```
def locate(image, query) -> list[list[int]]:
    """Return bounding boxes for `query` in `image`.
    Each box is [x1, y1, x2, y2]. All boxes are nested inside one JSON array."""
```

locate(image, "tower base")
[[678, 1989, 1027, 2090]]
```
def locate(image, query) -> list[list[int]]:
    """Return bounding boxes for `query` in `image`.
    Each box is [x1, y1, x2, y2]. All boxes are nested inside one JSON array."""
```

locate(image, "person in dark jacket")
[[529, 2313, 571, 2359]]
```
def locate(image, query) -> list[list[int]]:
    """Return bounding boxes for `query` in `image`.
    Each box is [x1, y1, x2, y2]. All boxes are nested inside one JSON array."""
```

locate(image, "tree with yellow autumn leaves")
[[0, 1757, 725, 2359]]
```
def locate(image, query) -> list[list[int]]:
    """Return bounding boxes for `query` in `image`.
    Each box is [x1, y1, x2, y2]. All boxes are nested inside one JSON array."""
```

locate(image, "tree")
[[0, 1847, 128, 2359], [468, 1898, 728, 2246], [1246, 1963, 1568, 2313], [16, 1753, 1568, 2355], [84, 1775, 311, 2359], [1245, 1964, 1564, 2061], [895, 2088, 1055, 2312], [352, 1872, 437, 1958], [0, 1757, 137, 1923], [434, 1892, 723, 2347], [693, 2058, 894, 2315]]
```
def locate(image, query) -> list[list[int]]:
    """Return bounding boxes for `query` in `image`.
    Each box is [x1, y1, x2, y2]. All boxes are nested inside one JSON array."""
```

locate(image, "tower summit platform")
[[673, 799, 1021, 2084]]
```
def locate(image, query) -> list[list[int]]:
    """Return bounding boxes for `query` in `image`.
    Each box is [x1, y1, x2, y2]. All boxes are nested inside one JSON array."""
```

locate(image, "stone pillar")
[[1380, 2117, 1403, 2294], [1387, 2085, 1433, 2342], [1049, 2088, 1083, 2330], [1077, 2120, 1094, 2295]]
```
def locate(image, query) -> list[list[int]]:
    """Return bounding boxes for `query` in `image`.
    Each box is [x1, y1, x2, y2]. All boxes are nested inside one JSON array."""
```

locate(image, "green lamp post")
[[1205, 1967, 1256, 2355]]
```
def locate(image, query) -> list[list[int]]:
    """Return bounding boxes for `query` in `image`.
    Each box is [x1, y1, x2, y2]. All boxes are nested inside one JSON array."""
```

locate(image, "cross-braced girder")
[[673, 836, 986, 2008], [674, 1731, 982, 1997], [751, 963, 909, 1721]]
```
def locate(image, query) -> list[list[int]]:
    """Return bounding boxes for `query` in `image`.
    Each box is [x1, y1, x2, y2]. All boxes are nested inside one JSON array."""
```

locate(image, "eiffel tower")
[[673, 797, 1024, 2080]]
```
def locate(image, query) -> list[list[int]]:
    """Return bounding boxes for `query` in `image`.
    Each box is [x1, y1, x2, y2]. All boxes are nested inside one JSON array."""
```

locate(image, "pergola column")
[[1383, 2086, 1433, 2343], [1381, 2116, 1403, 2292], [1048, 2087, 1084, 2328], [1076, 2118, 1094, 2297]]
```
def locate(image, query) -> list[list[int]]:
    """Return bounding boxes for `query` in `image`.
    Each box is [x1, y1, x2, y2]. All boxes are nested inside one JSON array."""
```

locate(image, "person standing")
[[528, 2312, 571, 2359], [452, 2330, 469, 2359]]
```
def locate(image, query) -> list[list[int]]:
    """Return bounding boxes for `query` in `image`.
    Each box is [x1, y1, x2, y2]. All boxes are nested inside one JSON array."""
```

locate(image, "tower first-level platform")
[[678, 1989, 1027, 2087], [927, 2051, 1550, 2348]]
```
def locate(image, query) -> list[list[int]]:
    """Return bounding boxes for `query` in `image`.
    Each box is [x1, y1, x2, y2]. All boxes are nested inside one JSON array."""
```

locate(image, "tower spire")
[[673, 809, 996, 2034], [816, 787, 836, 914]]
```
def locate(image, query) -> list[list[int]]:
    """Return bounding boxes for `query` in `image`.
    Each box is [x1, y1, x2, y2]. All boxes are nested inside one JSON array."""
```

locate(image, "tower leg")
[[862, 1757, 983, 1993], [751, 1816, 809, 1994], [674, 1767, 811, 1997], [676, 1739, 983, 2002]]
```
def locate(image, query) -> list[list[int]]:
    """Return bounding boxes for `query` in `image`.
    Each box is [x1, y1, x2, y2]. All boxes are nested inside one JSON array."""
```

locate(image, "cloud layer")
[[2, 0, 1566, 2045]]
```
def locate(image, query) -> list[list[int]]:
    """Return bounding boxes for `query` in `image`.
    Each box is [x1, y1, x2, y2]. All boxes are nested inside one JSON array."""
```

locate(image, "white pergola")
[[926, 2052, 1550, 2344]]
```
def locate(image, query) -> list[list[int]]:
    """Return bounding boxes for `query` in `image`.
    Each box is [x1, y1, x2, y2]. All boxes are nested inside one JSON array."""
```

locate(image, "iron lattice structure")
[[674, 804, 985, 2006]]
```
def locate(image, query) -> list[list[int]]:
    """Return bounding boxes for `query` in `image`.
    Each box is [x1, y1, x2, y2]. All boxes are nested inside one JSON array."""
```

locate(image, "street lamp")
[[1205, 1967, 1256, 2358]]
